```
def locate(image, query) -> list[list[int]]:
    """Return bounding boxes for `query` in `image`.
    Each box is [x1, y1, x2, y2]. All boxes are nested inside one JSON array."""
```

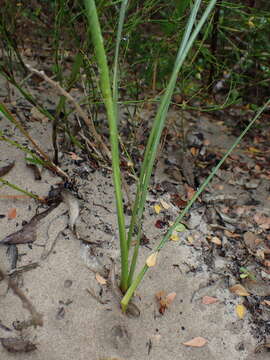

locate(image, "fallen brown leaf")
[[95, 273, 107, 285], [155, 291, 176, 314], [202, 296, 219, 305], [7, 208, 17, 220], [0, 161, 15, 177], [1, 337, 37, 353], [183, 337, 207, 347], [229, 284, 250, 297]]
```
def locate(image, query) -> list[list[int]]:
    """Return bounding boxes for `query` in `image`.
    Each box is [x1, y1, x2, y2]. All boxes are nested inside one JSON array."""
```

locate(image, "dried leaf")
[[61, 190, 79, 231], [236, 304, 246, 319], [0, 205, 57, 245], [229, 284, 250, 297], [154, 204, 162, 214], [68, 152, 83, 161], [26, 163, 42, 180], [155, 291, 176, 314], [146, 252, 158, 267], [183, 337, 207, 347], [185, 184, 196, 201], [190, 147, 198, 156], [160, 199, 170, 209], [202, 296, 219, 305], [95, 273, 107, 285], [170, 231, 180, 242], [7, 208, 17, 220], [1, 337, 37, 353], [0, 161, 15, 177], [30, 107, 48, 122], [155, 291, 166, 301], [261, 300, 270, 306], [254, 214, 270, 230], [211, 236, 222, 246], [166, 292, 176, 305]]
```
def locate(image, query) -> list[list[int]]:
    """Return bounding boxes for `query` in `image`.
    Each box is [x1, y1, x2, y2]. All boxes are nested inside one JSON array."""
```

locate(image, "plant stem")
[[84, 0, 129, 292], [0, 178, 43, 202]]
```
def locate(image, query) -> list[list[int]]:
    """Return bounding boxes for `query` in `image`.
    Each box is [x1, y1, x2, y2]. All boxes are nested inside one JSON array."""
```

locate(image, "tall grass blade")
[[127, 0, 217, 285], [83, 0, 129, 292]]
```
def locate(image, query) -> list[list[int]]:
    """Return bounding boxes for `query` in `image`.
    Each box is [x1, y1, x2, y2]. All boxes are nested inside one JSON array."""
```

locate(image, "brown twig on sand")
[[0, 267, 43, 327], [25, 64, 111, 161]]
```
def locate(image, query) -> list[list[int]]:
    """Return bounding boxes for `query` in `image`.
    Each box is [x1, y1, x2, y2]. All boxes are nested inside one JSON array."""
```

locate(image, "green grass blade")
[[127, 0, 217, 285], [83, 0, 129, 292]]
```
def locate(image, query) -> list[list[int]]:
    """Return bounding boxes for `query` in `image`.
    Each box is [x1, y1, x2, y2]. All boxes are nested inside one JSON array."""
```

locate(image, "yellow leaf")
[[170, 230, 180, 242], [154, 204, 162, 214], [248, 146, 260, 153], [95, 273, 107, 285], [183, 337, 207, 347], [146, 252, 158, 267], [236, 304, 246, 319], [187, 236, 194, 244], [229, 284, 250, 296]]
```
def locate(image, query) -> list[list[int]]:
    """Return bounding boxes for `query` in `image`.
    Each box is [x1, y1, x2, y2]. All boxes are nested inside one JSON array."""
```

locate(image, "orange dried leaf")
[[69, 152, 82, 161], [155, 291, 166, 301], [211, 236, 222, 246], [202, 296, 219, 305], [229, 284, 250, 296], [185, 185, 196, 201], [183, 337, 207, 347], [95, 273, 107, 285], [7, 208, 17, 219], [166, 292, 176, 306], [146, 252, 158, 267], [190, 147, 198, 156]]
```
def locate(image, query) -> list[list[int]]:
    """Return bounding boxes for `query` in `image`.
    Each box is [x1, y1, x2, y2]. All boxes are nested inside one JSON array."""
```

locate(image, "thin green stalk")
[[121, 98, 270, 311], [127, 0, 217, 285], [84, 0, 128, 292], [0, 178, 42, 202], [0, 131, 45, 165], [112, 0, 129, 107]]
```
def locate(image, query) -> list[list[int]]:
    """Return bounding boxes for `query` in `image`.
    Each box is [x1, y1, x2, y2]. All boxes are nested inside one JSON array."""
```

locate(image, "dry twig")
[[0, 267, 43, 327]]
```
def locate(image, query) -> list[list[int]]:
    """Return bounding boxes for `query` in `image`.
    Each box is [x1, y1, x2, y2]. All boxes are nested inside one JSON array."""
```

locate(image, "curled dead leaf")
[[229, 284, 250, 297], [183, 337, 207, 347], [146, 252, 158, 267], [160, 199, 170, 209], [210, 236, 222, 246], [95, 273, 107, 285], [166, 292, 176, 306], [155, 291, 176, 314]]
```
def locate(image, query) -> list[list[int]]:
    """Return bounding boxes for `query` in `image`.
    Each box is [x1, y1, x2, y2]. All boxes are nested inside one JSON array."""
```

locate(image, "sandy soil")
[[1, 82, 270, 360]]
